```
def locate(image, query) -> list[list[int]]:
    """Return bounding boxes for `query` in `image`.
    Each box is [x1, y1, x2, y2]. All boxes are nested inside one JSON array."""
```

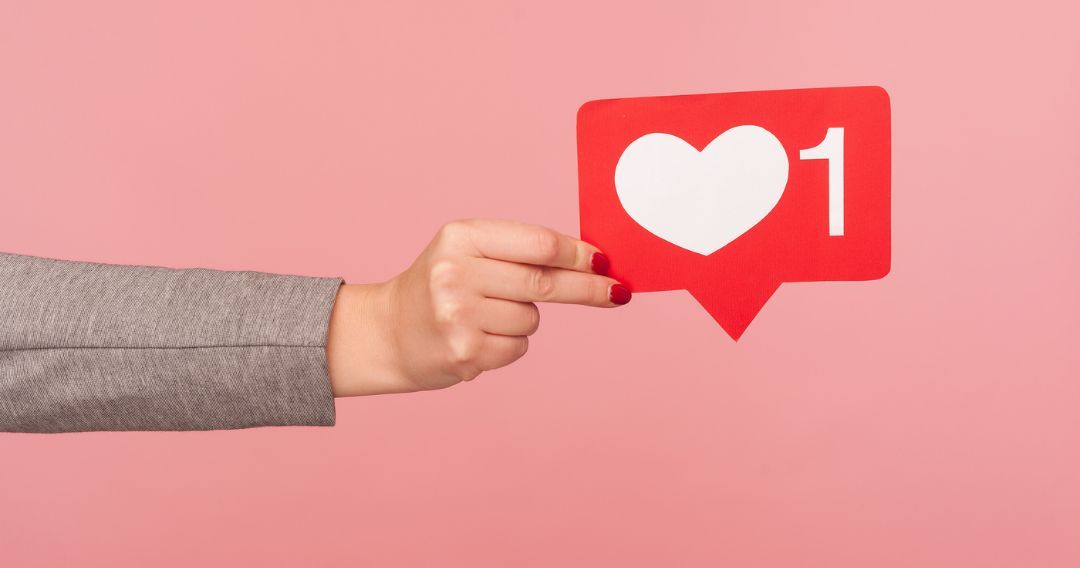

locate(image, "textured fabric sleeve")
[[0, 251, 343, 432]]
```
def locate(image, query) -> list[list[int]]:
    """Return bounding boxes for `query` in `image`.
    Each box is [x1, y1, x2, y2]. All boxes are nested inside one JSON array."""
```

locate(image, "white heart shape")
[[614, 125, 789, 255]]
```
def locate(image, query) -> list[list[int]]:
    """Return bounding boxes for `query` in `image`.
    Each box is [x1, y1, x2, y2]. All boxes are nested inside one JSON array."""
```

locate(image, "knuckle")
[[447, 332, 482, 366], [457, 366, 482, 382], [529, 267, 556, 300], [428, 259, 463, 290], [436, 220, 471, 247], [517, 336, 530, 357], [533, 229, 561, 264], [433, 298, 466, 326]]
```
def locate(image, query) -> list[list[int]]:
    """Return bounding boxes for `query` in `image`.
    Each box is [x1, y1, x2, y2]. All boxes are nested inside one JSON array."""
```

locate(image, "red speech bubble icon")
[[577, 86, 890, 339]]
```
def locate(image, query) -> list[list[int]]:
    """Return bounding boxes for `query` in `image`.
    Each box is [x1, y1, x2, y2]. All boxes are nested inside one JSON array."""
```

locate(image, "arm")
[[1, 219, 629, 432], [0, 251, 342, 432]]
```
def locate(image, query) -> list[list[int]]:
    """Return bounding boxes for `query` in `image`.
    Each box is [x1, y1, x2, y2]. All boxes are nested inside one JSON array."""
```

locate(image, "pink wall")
[[1, 1, 1078, 566]]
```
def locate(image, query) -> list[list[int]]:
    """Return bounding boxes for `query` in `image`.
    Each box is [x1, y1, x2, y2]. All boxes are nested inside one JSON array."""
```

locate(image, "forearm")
[[0, 251, 342, 432]]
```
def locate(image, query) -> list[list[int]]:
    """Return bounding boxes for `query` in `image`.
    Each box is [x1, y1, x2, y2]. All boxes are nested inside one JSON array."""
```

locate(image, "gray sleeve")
[[0, 251, 343, 433]]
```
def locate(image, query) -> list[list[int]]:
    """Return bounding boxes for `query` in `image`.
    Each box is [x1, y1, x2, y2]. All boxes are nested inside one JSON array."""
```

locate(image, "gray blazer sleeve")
[[0, 251, 343, 432]]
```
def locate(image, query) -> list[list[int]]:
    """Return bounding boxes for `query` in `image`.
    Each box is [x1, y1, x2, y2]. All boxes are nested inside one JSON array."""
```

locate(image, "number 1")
[[799, 128, 845, 236]]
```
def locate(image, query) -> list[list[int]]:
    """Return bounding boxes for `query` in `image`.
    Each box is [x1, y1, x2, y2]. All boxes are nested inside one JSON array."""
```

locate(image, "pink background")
[[1, 1, 1078, 566]]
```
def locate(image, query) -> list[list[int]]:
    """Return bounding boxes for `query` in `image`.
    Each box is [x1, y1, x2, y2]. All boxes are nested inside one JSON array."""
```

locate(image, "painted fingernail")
[[590, 252, 610, 275], [609, 284, 632, 305]]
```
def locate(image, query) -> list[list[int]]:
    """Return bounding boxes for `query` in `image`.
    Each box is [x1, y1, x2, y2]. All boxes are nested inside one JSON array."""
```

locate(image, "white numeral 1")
[[799, 127, 845, 236]]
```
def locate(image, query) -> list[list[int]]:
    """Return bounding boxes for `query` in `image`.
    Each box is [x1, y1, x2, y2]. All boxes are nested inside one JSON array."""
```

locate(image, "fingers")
[[472, 333, 530, 372], [455, 219, 606, 274], [470, 257, 628, 307], [477, 298, 540, 336]]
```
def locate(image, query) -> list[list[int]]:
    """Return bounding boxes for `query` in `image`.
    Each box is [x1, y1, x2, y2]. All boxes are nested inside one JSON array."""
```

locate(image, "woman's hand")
[[325, 219, 631, 396]]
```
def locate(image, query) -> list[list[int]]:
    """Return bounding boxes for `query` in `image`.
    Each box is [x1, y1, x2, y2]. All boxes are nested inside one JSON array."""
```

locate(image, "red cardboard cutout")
[[577, 86, 891, 339]]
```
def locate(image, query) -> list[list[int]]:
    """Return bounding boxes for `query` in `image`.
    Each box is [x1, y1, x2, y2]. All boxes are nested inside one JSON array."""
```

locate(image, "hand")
[[325, 219, 631, 396]]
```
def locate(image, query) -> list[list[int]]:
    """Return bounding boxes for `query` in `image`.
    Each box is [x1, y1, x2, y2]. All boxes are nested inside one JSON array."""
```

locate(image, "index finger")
[[460, 219, 609, 274]]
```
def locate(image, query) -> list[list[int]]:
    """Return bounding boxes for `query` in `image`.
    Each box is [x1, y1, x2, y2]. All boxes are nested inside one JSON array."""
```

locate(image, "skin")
[[325, 219, 630, 397]]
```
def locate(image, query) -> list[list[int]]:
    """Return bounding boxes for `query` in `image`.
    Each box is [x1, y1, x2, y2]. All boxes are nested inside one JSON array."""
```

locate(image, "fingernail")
[[609, 284, 632, 305], [590, 252, 610, 275]]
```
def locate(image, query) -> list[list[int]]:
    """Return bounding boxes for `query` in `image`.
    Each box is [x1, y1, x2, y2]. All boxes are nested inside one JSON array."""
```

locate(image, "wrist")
[[325, 281, 414, 397]]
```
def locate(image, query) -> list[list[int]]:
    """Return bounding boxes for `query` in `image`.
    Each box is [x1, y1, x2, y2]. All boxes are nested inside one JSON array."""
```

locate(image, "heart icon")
[[614, 125, 789, 255]]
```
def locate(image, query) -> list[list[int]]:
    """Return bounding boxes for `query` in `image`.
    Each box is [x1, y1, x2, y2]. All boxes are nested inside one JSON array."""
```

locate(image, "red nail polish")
[[609, 284, 631, 305], [590, 252, 610, 275]]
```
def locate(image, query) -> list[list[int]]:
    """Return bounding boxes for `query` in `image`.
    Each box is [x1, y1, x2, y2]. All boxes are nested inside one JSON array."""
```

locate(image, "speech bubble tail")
[[688, 280, 781, 341]]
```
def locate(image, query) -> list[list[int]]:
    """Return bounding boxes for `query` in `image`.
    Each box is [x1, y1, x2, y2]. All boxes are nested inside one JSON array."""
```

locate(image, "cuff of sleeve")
[[257, 274, 343, 427]]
